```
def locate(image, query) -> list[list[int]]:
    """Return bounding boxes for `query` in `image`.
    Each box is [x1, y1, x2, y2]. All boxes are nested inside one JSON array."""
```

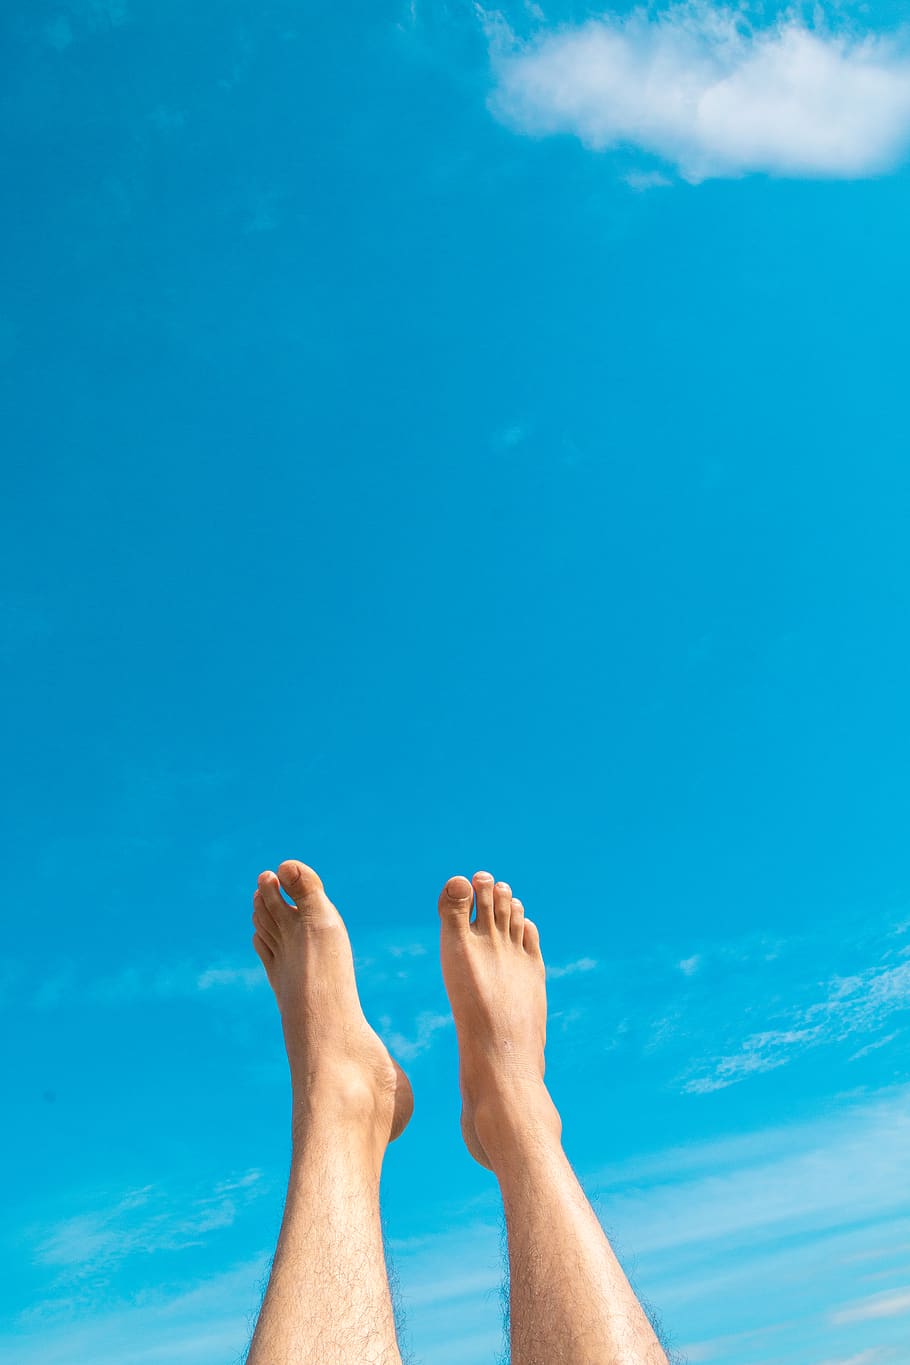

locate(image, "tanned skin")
[[247, 860, 668, 1365]]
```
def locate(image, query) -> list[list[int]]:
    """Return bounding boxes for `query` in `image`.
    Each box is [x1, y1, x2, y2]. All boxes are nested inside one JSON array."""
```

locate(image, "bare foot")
[[438, 871, 561, 1170], [253, 860, 413, 1151]]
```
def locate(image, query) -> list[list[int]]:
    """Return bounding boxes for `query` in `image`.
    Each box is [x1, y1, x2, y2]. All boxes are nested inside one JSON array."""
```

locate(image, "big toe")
[[277, 859, 326, 910], [439, 875, 474, 927]]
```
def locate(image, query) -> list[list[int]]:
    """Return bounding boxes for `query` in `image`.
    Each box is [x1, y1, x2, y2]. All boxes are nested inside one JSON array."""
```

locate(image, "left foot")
[[253, 860, 413, 1150]]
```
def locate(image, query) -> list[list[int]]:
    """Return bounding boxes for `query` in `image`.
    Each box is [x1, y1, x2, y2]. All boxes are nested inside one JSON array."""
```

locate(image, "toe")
[[472, 872, 495, 932], [439, 876, 474, 929], [253, 888, 279, 930], [258, 871, 288, 918], [493, 881, 512, 931], [509, 896, 525, 944], [277, 859, 325, 910], [252, 931, 275, 964], [252, 895, 279, 952], [522, 919, 541, 957]]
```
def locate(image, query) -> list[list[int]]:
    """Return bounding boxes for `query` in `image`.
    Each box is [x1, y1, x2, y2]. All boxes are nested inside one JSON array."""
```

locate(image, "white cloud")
[[547, 956, 598, 979], [594, 1087, 910, 1256], [678, 954, 702, 976], [195, 965, 262, 992], [679, 1322, 797, 1362], [8, 1260, 266, 1365], [15, 1092, 910, 1365], [683, 955, 910, 1092], [582, 1089, 910, 1365], [19, 928, 441, 1012], [625, 169, 672, 190], [32, 1171, 265, 1283], [388, 942, 428, 959], [487, 4, 910, 181], [26, 959, 268, 1009], [849, 1030, 900, 1062], [383, 1009, 452, 1060], [833, 1288, 910, 1325], [815, 1352, 892, 1365], [392, 1087, 910, 1362]]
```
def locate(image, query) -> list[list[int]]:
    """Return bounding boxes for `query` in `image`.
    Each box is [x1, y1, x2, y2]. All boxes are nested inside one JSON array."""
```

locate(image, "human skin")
[[246, 859, 667, 1365], [439, 871, 668, 1365], [246, 861, 412, 1365]]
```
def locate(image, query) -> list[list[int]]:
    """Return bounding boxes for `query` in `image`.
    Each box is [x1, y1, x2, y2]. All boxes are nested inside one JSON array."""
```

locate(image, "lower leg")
[[487, 1090, 665, 1365], [248, 1115, 400, 1365], [439, 872, 667, 1365], [247, 860, 413, 1365]]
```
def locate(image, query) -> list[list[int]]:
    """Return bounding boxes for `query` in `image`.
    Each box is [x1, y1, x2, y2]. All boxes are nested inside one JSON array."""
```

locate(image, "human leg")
[[247, 860, 413, 1365], [438, 871, 667, 1365]]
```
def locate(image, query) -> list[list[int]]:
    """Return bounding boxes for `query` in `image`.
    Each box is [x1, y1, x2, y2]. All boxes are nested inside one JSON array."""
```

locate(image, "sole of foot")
[[438, 871, 561, 1171]]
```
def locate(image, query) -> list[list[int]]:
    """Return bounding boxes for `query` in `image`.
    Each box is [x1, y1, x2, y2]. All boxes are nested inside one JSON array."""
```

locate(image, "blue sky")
[[1, 0, 909, 1362]]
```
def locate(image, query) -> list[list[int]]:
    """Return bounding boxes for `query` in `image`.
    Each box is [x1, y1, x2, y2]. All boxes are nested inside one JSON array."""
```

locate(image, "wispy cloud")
[[14, 1092, 910, 1365], [29, 960, 267, 1009], [382, 1010, 452, 1061], [593, 1087, 910, 1255], [388, 943, 428, 959], [625, 169, 672, 191], [849, 1031, 900, 1062], [395, 1087, 910, 1364], [19, 933, 436, 1011], [195, 966, 262, 992], [9, 1259, 266, 1365], [683, 954, 910, 1092], [31, 1172, 266, 1286], [486, 4, 910, 181], [815, 1352, 893, 1365], [547, 956, 598, 979], [679, 1321, 798, 1362], [588, 1089, 910, 1365], [833, 1288, 910, 1325]]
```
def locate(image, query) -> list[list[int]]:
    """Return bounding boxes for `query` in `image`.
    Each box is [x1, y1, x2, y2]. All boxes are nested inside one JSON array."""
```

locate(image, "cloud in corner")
[[485, 4, 910, 181]]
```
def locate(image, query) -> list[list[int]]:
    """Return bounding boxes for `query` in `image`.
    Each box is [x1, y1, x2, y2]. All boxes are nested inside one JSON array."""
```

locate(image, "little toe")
[[522, 919, 541, 957], [439, 876, 474, 929], [509, 896, 525, 944], [277, 859, 325, 910], [493, 881, 512, 931], [472, 872, 495, 932]]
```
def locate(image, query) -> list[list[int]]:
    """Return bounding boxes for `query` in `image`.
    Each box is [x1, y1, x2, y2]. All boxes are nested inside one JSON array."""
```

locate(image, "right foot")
[[253, 860, 413, 1153], [438, 871, 561, 1170]]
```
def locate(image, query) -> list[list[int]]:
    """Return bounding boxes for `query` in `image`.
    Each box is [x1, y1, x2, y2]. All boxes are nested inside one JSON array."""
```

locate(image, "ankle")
[[290, 1069, 395, 1151], [473, 1082, 563, 1171]]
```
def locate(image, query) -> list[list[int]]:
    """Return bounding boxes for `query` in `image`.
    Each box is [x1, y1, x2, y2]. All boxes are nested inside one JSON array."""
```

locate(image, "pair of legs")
[[247, 861, 668, 1365]]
